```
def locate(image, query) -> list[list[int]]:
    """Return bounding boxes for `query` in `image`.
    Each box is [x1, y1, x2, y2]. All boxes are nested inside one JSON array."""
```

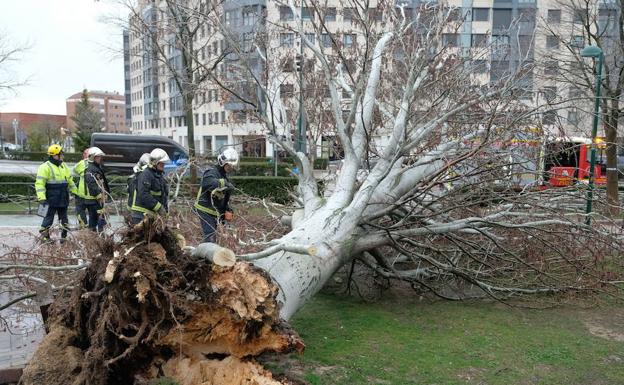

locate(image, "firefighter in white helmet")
[[126, 153, 151, 210], [130, 148, 170, 224], [194, 147, 238, 242], [82, 147, 110, 232]]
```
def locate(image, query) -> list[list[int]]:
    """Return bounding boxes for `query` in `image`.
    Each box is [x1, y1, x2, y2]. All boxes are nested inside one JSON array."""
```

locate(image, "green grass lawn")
[[279, 293, 624, 385], [0, 201, 31, 213]]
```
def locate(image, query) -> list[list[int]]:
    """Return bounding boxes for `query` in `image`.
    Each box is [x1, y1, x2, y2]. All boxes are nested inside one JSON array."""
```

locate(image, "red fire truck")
[[543, 137, 607, 187]]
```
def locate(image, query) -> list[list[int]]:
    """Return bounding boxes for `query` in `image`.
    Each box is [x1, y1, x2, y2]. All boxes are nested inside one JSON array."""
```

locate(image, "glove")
[[39, 199, 48, 205], [225, 181, 235, 191], [224, 211, 233, 221]]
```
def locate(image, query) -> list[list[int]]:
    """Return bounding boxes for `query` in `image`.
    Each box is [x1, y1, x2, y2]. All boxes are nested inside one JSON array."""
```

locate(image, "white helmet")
[[133, 153, 151, 172], [217, 148, 239, 167], [87, 147, 105, 162], [149, 148, 170, 166]]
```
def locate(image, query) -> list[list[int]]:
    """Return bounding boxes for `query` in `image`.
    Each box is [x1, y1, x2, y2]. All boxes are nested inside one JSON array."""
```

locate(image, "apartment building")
[[66, 90, 129, 133], [126, 0, 621, 157]]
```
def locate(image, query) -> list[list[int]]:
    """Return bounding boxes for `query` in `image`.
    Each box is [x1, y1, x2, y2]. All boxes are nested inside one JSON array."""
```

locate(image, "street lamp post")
[[580, 45, 604, 225], [12, 119, 18, 147]]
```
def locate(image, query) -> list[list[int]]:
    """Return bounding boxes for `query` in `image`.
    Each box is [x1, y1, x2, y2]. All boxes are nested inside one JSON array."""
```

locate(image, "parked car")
[[90, 133, 188, 174]]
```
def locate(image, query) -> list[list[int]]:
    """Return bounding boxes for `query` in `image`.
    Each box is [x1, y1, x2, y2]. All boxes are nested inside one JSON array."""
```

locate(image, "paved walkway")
[[0, 215, 126, 373]]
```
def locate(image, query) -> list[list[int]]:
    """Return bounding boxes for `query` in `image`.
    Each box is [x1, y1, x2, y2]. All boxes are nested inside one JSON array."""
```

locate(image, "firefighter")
[[82, 147, 110, 232], [72, 147, 90, 228], [194, 148, 238, 243], [35, 144, 78, 242], [126, 153, 151, 210], [130, 148, 170, 224]]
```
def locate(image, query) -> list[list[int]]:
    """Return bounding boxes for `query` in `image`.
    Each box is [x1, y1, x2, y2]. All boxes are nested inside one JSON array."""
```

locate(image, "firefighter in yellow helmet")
[[35, 144, 78, 242]]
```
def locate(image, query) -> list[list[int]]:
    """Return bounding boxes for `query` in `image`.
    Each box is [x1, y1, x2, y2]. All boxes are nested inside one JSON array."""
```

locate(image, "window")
[[568, 109, 578, 125], [546, 36, 559, 49], [195, 114, 199, 125], [343, 7, 355, 22], [215, 135, 228, 151], [221, 111, 226, 123], [443, 33, 459, 47], [321, 33, 333, 48], [280, 6, 294, 21], [472, 60, 488, 73], [202, 114, 206, 125], [492, 8, 512, 29], [490, 60, 510, 82], [214, 112, 219, 124], [203, 136, 212, 155], [225, 10, 238, 26], [304, 33, 315, 45], [573, 9, 586, 24], [324, 8, 337, 22], [542, 86, 557, 101], [243, 6, 258, 26], [472, 7, 489, 21], [368, 8, 383, 22], [302, 7, 313, 21], [280, 84, 294, 96], [471, 34, 488, 47], [542, 110, 557, 125], [571, 35, 584, 48], [280, 33, 294, 47], [343, 34, 356, 47], [544, 61, 559, 76]]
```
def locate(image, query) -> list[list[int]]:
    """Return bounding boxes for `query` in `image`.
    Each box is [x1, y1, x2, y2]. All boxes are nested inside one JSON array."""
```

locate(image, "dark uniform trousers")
[[41, 206, 69, 239]]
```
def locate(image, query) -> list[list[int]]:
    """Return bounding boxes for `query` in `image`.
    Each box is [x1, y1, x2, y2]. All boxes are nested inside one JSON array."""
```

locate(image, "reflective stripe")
[[36, 188, 46, 192], [36, 176, 46, 180], [150, 191, 162, 196], [194, 202, 219, 216], [218, 178, 225, 188], [130, 187, 162, 214]]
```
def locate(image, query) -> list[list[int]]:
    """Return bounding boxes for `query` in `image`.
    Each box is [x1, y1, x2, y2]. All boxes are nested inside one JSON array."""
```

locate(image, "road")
[[0, 160, 80, 175]]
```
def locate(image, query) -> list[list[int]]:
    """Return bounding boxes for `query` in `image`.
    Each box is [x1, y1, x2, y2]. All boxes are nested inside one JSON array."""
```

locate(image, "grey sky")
[[0, 0, 126, 115]]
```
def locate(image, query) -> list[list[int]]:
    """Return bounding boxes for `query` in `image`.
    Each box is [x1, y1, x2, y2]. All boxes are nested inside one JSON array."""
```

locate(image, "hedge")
[[0, 174, 298, 204], [0, 151, 331, 170], [0, 151, 84, 162]]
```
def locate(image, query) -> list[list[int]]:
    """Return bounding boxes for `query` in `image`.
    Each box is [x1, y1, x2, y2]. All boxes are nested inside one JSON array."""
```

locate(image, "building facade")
[[126, 0, 621, 157], [66, 90, 129, 133]]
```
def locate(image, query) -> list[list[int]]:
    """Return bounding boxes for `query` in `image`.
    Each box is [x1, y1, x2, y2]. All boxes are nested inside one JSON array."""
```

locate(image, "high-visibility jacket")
[[72, 159, 88, 198], [194, 165, 232, 217], [35, 160, 78, 207], [131, 167, 168, 215]]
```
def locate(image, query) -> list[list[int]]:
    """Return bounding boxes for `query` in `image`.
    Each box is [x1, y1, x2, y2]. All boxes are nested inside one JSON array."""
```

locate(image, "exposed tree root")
[[20, 216, 304, 385]]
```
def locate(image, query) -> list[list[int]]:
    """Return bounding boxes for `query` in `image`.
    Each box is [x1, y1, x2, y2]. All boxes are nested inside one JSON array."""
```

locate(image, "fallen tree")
[[13, 1, 624, 383]]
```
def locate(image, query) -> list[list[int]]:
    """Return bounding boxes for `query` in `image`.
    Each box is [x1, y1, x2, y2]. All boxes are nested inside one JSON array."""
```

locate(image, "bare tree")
[[212, 0, 624, 319], [112, 0, 229, 183], [0, 34, 29, 100], [538, 0, 624, 216]]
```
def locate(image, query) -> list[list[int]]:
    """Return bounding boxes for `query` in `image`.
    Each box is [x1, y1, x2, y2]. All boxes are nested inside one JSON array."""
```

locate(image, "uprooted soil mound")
[[20, 216, 304, 385]]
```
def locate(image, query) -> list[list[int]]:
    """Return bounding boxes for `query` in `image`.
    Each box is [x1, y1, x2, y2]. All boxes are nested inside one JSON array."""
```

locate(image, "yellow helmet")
[[47, 144, 63, 156]]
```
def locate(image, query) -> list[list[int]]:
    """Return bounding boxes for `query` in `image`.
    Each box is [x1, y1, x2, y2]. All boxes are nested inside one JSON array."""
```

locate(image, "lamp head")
[[580, 45, 602, 58]]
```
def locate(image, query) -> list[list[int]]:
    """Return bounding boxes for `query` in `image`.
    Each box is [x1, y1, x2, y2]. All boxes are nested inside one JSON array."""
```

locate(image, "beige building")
[[66, 90, 129, 133], [126, 0, 621, 156]]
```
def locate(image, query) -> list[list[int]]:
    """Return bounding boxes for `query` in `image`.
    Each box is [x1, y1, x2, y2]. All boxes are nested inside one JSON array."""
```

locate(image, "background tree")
[[113, 0, 229, 183], [71, 89, 103, 152], [0, 34, 29, 100], [539, 0, 624, 216]]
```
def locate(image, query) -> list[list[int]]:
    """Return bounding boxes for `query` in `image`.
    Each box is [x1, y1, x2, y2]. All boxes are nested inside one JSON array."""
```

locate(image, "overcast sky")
[[0, 0, 126, 115]]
